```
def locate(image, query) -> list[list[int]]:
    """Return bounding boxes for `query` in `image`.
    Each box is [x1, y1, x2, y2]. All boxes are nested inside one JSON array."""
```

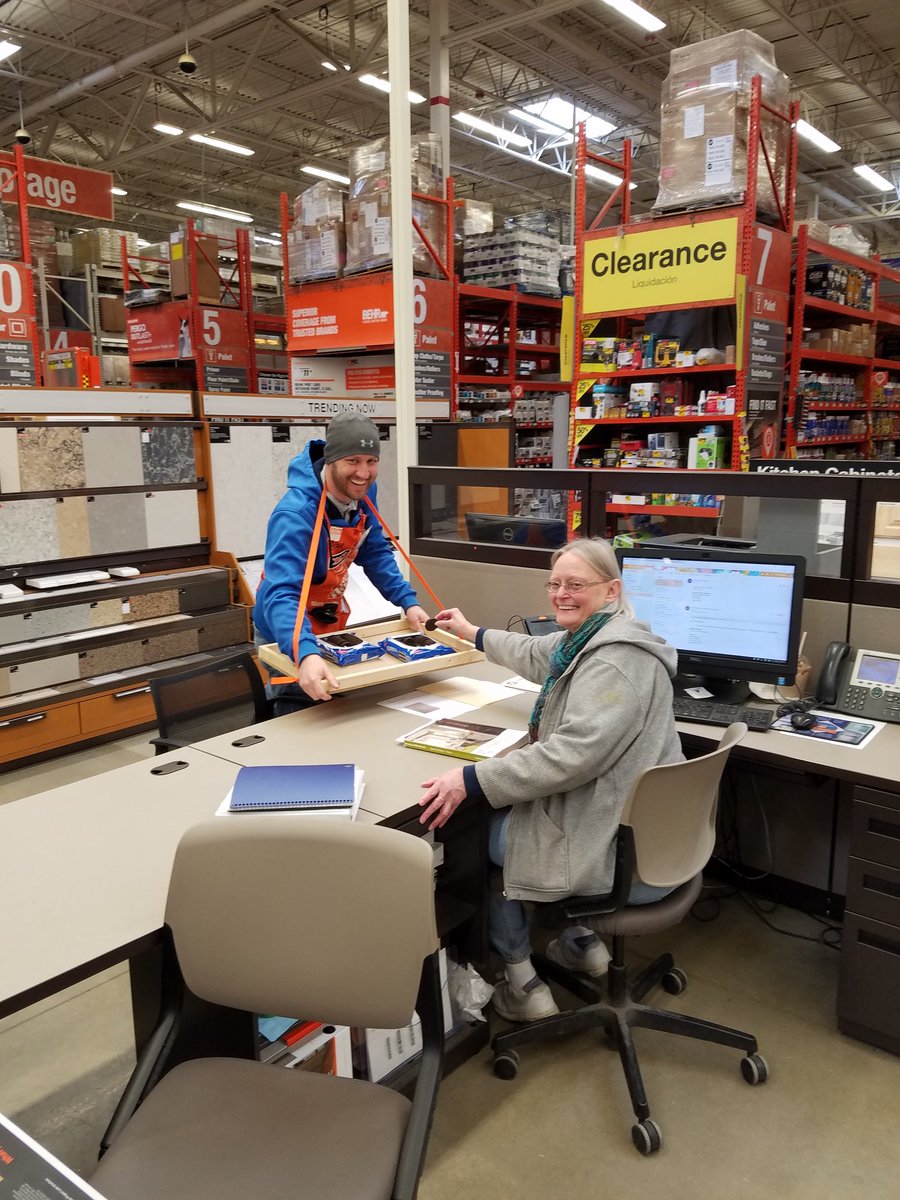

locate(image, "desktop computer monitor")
[[465, 512, 568, 550], [615, 544, 806, 702]]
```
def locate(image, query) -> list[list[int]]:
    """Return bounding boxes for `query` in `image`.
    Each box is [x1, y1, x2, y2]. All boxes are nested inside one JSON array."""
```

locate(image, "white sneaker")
[[492, 976, 560, 1023], [546, 933, 611, 978]]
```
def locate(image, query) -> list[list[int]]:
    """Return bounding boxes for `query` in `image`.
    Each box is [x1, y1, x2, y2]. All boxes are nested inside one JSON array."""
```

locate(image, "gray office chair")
[[491, 722, 767, 1155], [94, 817, 443, 1200], [149, 651, 271, 753]]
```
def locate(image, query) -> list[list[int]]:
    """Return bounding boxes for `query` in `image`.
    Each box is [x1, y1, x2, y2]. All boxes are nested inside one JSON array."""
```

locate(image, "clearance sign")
[[581, 216, 739, 315]]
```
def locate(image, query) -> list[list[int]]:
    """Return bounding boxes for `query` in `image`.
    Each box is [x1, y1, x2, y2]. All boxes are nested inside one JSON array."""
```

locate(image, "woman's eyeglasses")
[[544, 579, 608, 595]]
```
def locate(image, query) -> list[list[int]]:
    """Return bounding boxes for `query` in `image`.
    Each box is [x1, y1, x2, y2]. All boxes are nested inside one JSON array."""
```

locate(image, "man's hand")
[[432, 607, 479, 644], [405, 604, 429, 633], [297, 653, 338, 702], [419, 766, 467, 831]]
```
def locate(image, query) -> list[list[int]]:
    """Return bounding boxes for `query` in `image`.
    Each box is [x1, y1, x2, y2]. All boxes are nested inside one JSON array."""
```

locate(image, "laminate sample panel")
[[3, 604, 94, 644], [90, 598, 129, 628], [0, 499, 60, 567], [10, 654, 81, 691], [88, 494, 149, 555], [144, 490, 201, 548], [196, 607, 248, 650], [141, 425, 196, 485], [142, 629, 200, 664], [0, 667, 9, 697], [17, 427, 86, 492], [55, 496, 92, 558], [0, 428, 21, 493], [82, 425, 145, 489], [209, 424, 275, 559]]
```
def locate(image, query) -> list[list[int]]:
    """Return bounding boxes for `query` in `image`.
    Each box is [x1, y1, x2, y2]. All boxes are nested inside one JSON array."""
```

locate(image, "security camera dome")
[[14, 127, 32, 146], [178, 51, 197, 74]]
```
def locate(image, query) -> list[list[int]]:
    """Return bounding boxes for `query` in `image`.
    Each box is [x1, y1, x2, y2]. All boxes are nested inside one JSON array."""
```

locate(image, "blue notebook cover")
[[228, 764, 355, 812]]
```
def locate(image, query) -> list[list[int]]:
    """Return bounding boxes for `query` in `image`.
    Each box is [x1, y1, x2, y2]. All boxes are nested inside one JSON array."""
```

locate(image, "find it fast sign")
[[581, 215, 739, 316]]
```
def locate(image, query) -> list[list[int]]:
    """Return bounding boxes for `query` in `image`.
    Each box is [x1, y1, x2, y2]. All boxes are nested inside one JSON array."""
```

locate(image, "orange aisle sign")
[[194, 306, 250, 393], [0, 153, 114, 221], [0, 261, 38, 385], [581, 216, 739, 315]]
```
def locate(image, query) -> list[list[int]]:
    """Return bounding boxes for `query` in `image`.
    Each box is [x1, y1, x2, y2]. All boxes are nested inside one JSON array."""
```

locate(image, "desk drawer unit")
[[839, 785, 900, 1056], [0, 702, 81, 762], [80, 685, 156, 736]]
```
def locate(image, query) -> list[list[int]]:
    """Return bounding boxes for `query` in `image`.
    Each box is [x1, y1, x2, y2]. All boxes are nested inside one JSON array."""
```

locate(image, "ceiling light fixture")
[[508, 108, 573, 142], [796, 119, 840, 155], [189, 133, 254, 156], [136, 238, 153, 249], [599, 0, 665, 33], [585, 163, 637, 190], [110, 186, 128, 196], [454, 112, 532, 148], [522, 97, 616, 140], [853, 163, 894, 192], [255, 235, 282, 246], [154, 122, 184, 136], [0, 39, 22, 62], [176, 200, 254, 223], [359, 74, 426, 104], [322, 60, 338, 71], [301, 165, 351, 185]]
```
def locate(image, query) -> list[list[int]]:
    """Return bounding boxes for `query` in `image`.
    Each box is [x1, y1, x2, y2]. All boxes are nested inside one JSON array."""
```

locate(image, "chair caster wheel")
[[631, 1118, 662, 1155], [740, 1053, 769, 1085], [662, 967, 687, 995], [493, 1050, 520, 1080]]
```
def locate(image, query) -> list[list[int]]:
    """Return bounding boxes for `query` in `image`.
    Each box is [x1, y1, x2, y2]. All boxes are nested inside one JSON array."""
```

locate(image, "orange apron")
[[305, 510, 369, 634]]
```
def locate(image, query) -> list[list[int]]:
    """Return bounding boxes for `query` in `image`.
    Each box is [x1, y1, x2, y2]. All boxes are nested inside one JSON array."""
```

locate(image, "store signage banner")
[[287, 274, 452, 353], [581, 216, 739, 315], [193, 306, 249, 370], [291, 349, 450, 413], [0, 153, 114, 221], [750, 459, 900, 478], [127, 300, 192, 362]]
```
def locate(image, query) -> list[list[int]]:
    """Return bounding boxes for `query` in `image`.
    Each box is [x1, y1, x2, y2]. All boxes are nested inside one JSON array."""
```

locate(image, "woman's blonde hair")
[[550, 537, 635, 619]]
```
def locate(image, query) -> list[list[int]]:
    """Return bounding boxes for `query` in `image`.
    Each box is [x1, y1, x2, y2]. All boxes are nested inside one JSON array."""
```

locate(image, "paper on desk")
[[501, 675, 541, 693], [771, 710, 883, 750], [379, 690, 472, 719], [216, 769, 365, 818], [419, 676, 522, 707]]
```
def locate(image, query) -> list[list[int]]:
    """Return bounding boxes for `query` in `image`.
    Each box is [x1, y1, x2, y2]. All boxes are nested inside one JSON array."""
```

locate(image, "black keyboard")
[[671, 697, 774, 732]]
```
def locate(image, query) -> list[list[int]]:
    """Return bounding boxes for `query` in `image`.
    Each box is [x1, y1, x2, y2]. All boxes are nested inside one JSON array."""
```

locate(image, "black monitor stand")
[[672, 674, 752, 705]]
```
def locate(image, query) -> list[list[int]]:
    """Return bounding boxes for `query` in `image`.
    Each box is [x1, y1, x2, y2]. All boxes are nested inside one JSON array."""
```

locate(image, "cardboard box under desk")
[[258, 618, 483, 693]]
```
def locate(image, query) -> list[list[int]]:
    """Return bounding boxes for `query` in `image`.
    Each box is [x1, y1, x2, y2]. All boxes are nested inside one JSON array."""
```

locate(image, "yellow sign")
[[575, 379, 594, 402], [574, 422, 594, 443], [581, 217, 739, 315], [734, 273, 746, 372], [560, 295, 575, 381]]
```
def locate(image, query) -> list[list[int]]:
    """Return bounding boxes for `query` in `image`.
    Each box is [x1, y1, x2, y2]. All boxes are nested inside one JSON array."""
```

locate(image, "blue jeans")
[[253, 626, 319, 716], [487, 808, 675, 964]]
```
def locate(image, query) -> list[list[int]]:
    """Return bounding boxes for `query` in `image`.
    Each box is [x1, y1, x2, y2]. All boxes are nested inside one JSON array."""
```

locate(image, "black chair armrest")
[[151, 736, 190, 755]]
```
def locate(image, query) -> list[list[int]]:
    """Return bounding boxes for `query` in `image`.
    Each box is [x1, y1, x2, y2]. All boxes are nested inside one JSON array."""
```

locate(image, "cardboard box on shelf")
[[71, 228, 139, 270], [98, 294, 126, 332], [169, 229, 220, 303], [688, 434, 728, 468], [349, 133, 444, 200], [345, 192, 447, 276], [654, 29, 790, 216]]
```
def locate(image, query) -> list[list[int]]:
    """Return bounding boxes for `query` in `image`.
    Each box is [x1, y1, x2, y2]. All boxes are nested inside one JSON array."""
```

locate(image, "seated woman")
[[420, 537, 683, 1023]]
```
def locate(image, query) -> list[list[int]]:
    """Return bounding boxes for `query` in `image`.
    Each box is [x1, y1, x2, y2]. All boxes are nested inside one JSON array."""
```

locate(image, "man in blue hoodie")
[[255, 412, 428, 710]]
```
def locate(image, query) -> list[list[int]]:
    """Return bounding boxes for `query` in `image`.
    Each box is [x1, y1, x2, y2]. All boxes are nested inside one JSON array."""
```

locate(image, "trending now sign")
[[0, 153, 114, 221]]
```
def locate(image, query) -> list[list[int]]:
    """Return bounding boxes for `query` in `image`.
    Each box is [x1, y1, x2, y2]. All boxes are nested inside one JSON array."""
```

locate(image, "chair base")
[[491, 949, 763, 1153]]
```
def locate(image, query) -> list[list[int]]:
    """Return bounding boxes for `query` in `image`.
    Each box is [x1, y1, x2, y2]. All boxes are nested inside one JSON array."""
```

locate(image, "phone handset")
[[817, 641, 851, 707]]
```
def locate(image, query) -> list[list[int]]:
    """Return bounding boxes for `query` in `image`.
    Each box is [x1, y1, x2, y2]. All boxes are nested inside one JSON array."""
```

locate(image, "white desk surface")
[[1, 748, 242, 1017]]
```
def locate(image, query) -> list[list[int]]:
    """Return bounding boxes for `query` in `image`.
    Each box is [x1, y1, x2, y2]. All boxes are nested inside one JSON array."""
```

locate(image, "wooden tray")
[[258, 618, 484, 694]]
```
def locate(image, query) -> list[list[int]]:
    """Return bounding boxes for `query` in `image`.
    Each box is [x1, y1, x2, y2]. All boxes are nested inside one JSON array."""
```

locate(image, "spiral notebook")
[[226, 763, 361, 816]]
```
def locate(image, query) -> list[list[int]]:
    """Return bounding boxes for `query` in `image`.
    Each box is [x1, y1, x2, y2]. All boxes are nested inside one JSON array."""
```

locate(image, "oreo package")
[[380, 633, 455, 662], [316, 632, 385, 666]]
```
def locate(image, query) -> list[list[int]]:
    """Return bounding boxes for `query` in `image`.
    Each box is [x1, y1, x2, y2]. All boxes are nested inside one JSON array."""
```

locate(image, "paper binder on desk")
[[225, 764, 364, 819]]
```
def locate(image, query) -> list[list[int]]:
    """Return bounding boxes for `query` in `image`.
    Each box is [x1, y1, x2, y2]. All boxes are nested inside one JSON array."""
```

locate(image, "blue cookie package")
[[380, 633, 455, 662], [316, 633, 385, 666]]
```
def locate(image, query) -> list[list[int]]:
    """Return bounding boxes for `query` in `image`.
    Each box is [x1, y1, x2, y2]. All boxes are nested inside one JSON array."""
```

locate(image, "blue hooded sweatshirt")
[[254, 438, 418, 662]]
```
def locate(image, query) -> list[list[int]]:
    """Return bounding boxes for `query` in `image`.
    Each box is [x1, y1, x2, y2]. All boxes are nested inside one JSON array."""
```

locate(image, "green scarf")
[[528, 610, 613, 742]]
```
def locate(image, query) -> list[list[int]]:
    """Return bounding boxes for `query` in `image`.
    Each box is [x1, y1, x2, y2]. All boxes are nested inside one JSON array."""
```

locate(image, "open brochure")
[[770, 710, 883, 749], [0, 1112, 108, 1200], [399, 717, 527, 762]]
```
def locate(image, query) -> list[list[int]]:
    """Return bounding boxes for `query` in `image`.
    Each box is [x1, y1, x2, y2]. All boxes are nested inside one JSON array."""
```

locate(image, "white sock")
[[505, 957, 537, 990], [564, 925, 601, 952]]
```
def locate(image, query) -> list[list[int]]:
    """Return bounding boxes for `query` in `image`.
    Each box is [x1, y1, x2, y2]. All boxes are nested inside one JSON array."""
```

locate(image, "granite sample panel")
[[13, 603, 94, 642], [142, 629, 200, 664], [209, 424, 274, 559], [55, 496, 92, 558], [144, 489, 201, 549], [82, 425, 145, 489], [178, 572, 231, 613], [196, 607, 249, 650], [10, 654, 81, 692], [375, 427, 399, 537], [90, 598, 129, 628], [17, 427, 86, 492], [0, 499, 60, 567], [125, 589, 181, 622], [79, 642, 143, 678], [88, 493, 149, 556], [141, 424, 196, 485], [0, 427, 21, 493]]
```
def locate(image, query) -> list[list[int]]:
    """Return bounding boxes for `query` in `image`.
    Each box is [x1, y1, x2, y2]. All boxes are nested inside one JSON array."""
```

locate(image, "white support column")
[[430, 0, 451, 182], [387, 0, 416, 557]]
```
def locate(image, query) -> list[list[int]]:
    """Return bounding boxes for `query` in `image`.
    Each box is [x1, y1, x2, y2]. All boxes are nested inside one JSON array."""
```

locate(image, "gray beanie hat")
[[324, 412, 381, 464]]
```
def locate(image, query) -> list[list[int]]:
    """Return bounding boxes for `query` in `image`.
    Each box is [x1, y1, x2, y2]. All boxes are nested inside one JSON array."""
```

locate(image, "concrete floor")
[[3, 737, 900, 1197]]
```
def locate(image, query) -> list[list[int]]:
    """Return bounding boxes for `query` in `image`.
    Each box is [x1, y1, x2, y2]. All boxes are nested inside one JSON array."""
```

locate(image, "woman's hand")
[[419, 766, 467, 831], [432, 607, 479, 644]]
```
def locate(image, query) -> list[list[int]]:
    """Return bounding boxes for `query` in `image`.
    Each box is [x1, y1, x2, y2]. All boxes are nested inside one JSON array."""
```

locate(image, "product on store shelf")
[[289, 180, 346, 283], [463, 229, 562, 297], [654, 29, 790, 216]]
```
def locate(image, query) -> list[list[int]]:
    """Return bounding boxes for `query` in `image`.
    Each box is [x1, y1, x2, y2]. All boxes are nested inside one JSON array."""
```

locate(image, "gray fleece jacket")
[[473, 615, 683, 903]]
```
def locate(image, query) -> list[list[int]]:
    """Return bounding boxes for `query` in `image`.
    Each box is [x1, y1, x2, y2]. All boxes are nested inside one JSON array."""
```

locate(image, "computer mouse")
[[791, 711, 816, 730]]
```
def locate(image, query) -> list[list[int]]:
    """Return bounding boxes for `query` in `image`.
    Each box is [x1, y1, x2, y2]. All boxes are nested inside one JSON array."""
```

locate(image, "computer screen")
[[615, 544, 806, 699], [464, 512, 568, 550]]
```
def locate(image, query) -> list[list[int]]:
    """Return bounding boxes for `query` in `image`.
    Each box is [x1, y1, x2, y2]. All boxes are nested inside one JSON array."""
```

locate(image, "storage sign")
[[0, 153, 114, 221], [581, 216, 739, 315]]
